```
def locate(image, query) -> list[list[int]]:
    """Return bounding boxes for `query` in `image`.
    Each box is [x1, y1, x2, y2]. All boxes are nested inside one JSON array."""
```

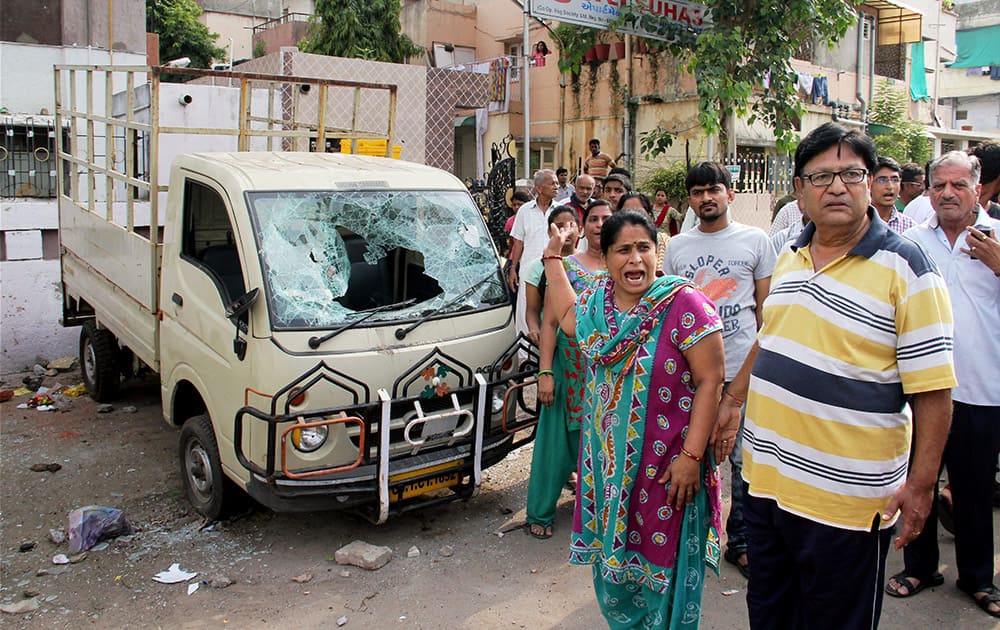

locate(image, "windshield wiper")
[[394, 272, 500, 340], [308, 298, 417, 349]]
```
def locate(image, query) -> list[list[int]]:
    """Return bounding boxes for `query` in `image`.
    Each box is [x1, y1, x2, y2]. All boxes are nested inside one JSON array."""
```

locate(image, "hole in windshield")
[[247, 190, 506, 329]]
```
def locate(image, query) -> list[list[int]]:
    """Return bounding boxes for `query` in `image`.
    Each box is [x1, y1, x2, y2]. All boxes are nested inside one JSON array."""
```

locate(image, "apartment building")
[[936, 0, 1000, 152], [395, 0, 1000, 194]]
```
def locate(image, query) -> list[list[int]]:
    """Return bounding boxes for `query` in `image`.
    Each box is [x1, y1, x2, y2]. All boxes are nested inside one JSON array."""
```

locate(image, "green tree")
[[146, 0, 226, 71], [301, 0, 423, 63], [869, 79, 932, 165], [640, 162, 688, 209], [618, 1, 858, 158]]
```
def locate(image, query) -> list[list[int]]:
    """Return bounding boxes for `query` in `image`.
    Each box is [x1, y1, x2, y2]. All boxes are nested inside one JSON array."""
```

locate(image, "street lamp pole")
[[523, 0, 531, 180]]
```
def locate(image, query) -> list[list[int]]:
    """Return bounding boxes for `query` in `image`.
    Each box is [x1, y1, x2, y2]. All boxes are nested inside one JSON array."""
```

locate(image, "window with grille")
[[1, 118, 67, 198]]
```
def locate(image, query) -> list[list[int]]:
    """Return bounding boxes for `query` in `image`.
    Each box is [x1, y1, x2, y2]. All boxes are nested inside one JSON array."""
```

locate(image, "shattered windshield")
[[247, 190, 507, 330]]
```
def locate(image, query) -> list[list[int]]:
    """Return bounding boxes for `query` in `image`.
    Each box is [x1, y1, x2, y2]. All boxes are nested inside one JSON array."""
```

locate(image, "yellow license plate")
[[390, 461, 462, 502]]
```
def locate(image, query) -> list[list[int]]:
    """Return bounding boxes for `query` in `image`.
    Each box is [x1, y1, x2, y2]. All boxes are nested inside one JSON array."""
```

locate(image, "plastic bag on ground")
[[67, 506, 133, 553]]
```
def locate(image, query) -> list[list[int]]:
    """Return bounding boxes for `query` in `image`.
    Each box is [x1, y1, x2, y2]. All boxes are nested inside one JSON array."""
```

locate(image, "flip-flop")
[[957, 582, 1000, 618], [884, 570, 944, 598], [526, 523, 553, 540]]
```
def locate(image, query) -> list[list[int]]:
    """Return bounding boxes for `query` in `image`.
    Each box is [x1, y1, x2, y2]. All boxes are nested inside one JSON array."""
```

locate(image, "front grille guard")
[[233, 336, 540, 522]]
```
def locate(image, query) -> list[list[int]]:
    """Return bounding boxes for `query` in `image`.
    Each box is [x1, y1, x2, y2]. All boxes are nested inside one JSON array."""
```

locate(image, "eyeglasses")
[[902, 181, 924, 187], [874, 176, 901, 184], [800, 168, 868, 187]]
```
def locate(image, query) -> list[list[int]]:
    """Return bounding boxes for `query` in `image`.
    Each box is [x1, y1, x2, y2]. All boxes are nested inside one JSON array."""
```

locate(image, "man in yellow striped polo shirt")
[[716, 123, 957, 630]]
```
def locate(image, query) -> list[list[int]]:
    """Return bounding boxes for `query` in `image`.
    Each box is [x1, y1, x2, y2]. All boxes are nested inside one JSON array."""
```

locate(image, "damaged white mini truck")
[[55, 65, 538, 523]]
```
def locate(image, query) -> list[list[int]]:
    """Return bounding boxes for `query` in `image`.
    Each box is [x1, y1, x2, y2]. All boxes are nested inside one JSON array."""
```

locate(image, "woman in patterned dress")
[[541, 210, 732, 628], [525, 201, 611, 539]]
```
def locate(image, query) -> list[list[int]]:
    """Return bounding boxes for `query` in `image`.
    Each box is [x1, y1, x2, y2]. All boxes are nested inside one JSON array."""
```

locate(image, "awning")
[[950, 25, 1000, 69], [910, 41, 930, 102], [454, 115, 476, 128], [925, 127, 1000, 142], [863, 0, 923, 45]]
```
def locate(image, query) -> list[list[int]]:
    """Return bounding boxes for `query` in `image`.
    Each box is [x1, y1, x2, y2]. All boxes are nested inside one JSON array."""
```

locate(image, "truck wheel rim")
[[83, 340, 97, 383], [185, 442, 214, 499]]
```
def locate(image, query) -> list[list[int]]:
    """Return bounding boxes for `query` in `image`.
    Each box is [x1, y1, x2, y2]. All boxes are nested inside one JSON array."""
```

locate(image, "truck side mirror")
[[225, 288, 259, 360]]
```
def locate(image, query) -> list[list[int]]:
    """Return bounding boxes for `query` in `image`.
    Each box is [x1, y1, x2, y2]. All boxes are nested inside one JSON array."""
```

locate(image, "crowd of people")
[[500, 129, 1000, 629]]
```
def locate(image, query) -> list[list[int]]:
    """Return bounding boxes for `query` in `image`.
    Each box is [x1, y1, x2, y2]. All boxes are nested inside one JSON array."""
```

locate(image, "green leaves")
[[639, 127, 676, 160], [640, 162, 688, 209], [616, 0, 859, 155], [554, 24, 597, 76], [870, 79, 933, 164], [301, 0, 423, 63], [146, 0, 226, 73]]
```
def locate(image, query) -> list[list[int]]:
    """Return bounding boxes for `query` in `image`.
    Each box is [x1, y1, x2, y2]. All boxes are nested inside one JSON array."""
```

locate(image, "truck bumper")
[[234, 340, 539, 522]]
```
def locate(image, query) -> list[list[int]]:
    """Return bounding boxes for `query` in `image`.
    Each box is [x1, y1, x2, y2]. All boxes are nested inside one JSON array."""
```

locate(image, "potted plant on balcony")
[[555, 24, 598, 76], [593, 39, 611, 61], [610, 39, 626, 60]]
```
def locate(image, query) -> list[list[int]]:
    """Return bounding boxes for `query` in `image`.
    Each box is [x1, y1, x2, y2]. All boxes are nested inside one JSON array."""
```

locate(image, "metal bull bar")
[[232, 340, 538, 522], [374, 373, 487, 523]]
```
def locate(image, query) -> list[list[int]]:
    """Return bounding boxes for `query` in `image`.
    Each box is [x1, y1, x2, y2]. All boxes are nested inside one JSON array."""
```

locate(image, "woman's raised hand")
[[544, 222, 578, 258]]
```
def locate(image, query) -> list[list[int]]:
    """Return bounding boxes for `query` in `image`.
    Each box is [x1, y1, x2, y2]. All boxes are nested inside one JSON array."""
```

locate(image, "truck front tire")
[[80, 321, 120, 402], [179, 414, 240, 520]]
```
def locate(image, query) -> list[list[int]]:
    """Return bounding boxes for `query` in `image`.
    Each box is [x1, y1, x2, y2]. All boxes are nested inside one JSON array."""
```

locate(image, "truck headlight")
[[292, 423, 328, 452]]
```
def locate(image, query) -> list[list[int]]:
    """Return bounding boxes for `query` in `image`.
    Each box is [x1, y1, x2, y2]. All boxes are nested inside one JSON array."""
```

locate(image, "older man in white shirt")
[[889, 151, 1000, 620], [507, 169, 560, 338]]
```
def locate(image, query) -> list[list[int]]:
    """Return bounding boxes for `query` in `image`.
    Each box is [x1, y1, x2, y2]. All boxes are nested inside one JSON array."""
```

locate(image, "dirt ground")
[[1, 368, 997, 629]]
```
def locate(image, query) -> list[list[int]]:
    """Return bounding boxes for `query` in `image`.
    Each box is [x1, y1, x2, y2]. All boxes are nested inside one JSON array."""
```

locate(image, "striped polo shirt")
[[742, 209, 956, 531]]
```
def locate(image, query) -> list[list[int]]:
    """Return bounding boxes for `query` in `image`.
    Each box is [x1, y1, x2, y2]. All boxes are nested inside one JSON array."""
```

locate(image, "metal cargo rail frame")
[[54, 64, 399, 368]]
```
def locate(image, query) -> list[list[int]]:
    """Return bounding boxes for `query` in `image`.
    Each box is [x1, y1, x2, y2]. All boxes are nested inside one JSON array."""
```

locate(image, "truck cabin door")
[[160, 178, 252, 435]]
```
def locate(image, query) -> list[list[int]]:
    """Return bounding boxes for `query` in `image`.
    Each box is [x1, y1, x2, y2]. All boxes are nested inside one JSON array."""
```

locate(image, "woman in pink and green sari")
[[541, 210, 734, 628]]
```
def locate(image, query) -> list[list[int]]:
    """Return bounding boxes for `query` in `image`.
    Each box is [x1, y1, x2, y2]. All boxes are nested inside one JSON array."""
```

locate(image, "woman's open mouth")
[[623, 270, 645, 284]]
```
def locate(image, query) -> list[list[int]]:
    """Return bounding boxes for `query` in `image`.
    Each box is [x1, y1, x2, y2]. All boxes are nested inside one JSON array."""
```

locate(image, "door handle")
[[172, 293, 184, 306]]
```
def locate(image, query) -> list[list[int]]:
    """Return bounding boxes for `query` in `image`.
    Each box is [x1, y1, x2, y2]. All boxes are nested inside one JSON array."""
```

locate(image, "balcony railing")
[[252, 12, 313, 36]]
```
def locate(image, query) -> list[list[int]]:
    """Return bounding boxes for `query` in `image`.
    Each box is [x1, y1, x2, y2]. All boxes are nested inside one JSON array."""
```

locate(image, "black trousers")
[[904, 401, 1000, 590], [745, 495, 893, 630]]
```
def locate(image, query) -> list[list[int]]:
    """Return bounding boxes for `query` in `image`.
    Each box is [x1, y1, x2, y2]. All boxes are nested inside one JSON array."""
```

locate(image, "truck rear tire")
[[80, 321, 120, 402], [179, 414, 241, 520]]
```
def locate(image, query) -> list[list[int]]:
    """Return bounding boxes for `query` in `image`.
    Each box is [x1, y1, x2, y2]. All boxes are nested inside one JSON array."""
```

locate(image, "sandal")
[[724, 547, 750, 579], [885, 570, 944, 598], [957, 582, 1000, 618], [527, 523, 553, 540]]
